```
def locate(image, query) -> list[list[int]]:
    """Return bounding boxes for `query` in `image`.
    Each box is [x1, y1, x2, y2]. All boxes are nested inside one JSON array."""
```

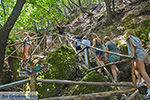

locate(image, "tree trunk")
[[0, 0, 26, 81], [104, 0, 112, 24], [112, 0, 115, 14], [78, 0, 82, 6], [69, 0, 93, 16], [45, 88, 135, 100]]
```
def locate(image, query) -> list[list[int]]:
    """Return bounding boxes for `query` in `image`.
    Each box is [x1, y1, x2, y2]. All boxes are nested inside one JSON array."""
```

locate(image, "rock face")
[[63, 0, 150, 82]]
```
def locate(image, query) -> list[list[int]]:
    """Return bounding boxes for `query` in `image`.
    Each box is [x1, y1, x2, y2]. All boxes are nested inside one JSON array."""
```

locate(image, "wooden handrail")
[[7, 36, 42, 48], [127, 89, 139, 100], [37, 79, 133, 87], [0, 79, 30, 90], [88, 59, 129, 72]]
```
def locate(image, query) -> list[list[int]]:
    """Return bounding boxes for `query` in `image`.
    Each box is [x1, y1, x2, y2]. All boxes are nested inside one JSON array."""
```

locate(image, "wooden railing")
[[1, 34, 140, 99]]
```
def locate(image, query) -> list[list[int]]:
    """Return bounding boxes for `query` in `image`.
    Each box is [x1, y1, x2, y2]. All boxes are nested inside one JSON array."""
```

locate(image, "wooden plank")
[[5, 44, 23, 60], [30, 75, 36, 91], [9, 56, 23, 60], [7, 36, 42, 48], [75, 47, 86, 56], [87, 47, 90, 68], [127, 89, 139, 100], [37, 79, 133, 87], [88, 59, 129, 72], [78, 63, 89, 70], [58, 35, 62, 44], [42, 88, 135, 100], [25, 36, 45, 65]]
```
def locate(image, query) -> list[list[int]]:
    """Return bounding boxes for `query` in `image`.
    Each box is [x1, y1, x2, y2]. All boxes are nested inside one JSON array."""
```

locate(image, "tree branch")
[[27, 1, 61, 28], [78, 0, 82, 6], [62, 0, 72, 12], [67, 0, 75, 8], [69, 0, 79, 7], [69, 0, 93, 15], [43, 88, 135, 100]]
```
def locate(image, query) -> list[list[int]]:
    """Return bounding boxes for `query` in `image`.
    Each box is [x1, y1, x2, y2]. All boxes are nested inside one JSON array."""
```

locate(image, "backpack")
[[76, 39, 82, 50], [24, 37, 32, 45], [129, 35, 142, 48], [76, 39, 81, 47], [129, 35, 150, 62]]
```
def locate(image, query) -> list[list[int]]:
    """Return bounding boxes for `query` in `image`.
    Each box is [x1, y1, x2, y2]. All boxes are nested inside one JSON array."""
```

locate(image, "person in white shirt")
[[46, 35, 52, 48], [82, 36, 91, 67]]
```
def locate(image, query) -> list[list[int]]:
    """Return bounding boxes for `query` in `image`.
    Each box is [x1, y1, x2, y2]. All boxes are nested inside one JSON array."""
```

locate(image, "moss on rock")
[[72, 71, 112, 95], [141, 20, 150, 27], [125, 22, 138, 29], [36, 45, 75, 98], [122, 14, 135, 23]]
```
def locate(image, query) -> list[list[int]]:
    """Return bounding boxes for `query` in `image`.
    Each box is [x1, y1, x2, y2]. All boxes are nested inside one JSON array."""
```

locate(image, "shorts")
[[95, 50, 104, 55], [135, 49, 146, 61], [108, 54, 120, 62], [47, 39, 51, 43], [25, 43, 30, 46], [25, 41, 32, 46]]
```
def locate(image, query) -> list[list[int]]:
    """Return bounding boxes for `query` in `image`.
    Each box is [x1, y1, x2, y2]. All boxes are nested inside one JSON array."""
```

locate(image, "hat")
[[104, 36, 110, 41], [83, 36, 87, 39], [76, 35, 81, 39]]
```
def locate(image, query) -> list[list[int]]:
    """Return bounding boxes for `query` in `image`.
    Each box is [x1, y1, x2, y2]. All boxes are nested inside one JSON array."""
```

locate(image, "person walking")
[[104, 36, 120, 83], [92, 33, 104, 67], [46, 34, 52, 48], [75, 35, 82, 51], [82, 36, 91, 67], [23, 32, 32, 59], [125, 29, 150, 98]]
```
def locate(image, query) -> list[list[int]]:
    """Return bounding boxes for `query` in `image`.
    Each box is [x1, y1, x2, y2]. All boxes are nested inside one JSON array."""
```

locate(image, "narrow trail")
[[1, 33, 144, 99]]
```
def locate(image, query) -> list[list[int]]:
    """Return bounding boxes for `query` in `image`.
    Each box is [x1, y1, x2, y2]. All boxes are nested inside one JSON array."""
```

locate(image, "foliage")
[[0, 0, 16, 24], [141, 20, 150, 27], [1, 0, 149, 98], [125, 20, 150, 44], [134, 27, 150, 44], [125, 23, 138, 29], [0, 0, 102, 32], [46, 45, 75, 79], [72, 71, 112, 94], [122, 14, 135, 23], [36, 45, 75, 98], [70, 71, 116, 100]]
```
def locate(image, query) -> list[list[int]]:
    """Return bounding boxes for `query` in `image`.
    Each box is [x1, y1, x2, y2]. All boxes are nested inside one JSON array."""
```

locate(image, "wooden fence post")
[[30, 75, 36, 91]]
